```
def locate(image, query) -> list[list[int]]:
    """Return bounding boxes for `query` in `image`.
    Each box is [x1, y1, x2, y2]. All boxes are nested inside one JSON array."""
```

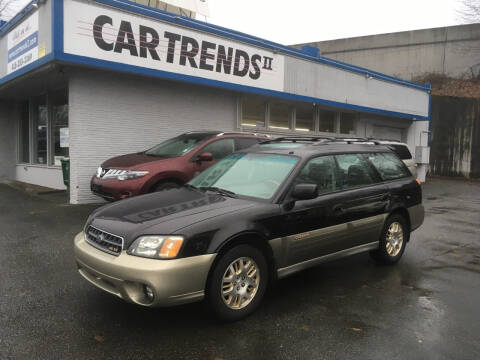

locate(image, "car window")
[[201, 139, 235, 160], [387, 144, 412, 160], [294, 156, 338, 194], [367, 152, 411, 181], [144, 133, 215, 157], [235, 138, 261, 151], [335, 154, 377, 189], [189, 153, 298, 199]]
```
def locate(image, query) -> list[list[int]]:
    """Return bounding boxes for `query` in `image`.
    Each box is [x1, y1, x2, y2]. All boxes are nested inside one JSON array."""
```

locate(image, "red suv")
[[90, 131, 268, 201]]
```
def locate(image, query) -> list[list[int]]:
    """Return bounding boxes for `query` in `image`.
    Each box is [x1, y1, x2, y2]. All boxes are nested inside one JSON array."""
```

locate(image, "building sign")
[[64, 0, 284, 91], [7, 12, 39, 75]]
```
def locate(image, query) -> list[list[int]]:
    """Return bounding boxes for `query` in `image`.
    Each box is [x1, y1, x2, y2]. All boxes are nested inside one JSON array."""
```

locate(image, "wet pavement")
[[1, 178, 479, 359]]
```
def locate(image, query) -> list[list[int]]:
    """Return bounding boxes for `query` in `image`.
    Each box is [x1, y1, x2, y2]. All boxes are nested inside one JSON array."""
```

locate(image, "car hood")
[[88, 187, 256, 248], [101, 153, 173, 168]]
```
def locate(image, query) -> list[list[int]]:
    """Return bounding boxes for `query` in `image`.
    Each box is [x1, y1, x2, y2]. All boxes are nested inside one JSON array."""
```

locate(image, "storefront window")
[[295, 104, 315, 132], [340, 112, 356, 134], [51, 90, 69, 166], [319, 109, 336, 133], [19, 101, 30, 163], [32, 96, 47, 165], [269, 103, 291, 130], [241, 98, 265, 127]]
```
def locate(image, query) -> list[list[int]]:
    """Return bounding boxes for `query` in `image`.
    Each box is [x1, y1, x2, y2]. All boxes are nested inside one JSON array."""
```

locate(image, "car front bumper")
[[74, 232, 216, 307], [90, 176, 149, 201]]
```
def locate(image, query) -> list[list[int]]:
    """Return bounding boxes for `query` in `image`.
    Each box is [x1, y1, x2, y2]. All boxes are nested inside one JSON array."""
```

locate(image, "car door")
[[330, 153, 389, 249], [279, 155, 343, 266]]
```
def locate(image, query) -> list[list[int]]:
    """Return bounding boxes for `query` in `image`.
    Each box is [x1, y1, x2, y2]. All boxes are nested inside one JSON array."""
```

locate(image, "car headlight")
[[117, 170, 149, 181], [100, 169, 149, 181], [128, 236, 184, 259]]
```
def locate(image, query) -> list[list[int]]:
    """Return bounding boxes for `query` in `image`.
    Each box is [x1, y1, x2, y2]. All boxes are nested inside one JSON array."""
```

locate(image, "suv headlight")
[[128, 236, 184, 259], [100, 169, 149, 181], [117, 170, 149, 181]]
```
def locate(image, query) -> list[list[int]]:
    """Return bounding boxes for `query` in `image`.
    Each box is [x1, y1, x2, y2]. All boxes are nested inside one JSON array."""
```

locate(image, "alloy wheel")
[[221, 257, 260, 310]]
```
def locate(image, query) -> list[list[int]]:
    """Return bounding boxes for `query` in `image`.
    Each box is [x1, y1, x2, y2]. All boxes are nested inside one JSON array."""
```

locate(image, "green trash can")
[[60, 158, 70, 192]]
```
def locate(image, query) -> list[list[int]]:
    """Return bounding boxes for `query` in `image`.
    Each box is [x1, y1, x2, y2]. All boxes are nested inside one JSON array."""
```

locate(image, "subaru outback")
[[75, 136, 424, 321]]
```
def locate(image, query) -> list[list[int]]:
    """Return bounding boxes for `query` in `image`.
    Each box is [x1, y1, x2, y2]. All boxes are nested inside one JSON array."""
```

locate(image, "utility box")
[[415, 146, 430, 164]]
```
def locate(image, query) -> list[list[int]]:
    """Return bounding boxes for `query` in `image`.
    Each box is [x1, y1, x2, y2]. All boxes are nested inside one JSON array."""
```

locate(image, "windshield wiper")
[[199, 186, 238, 198]]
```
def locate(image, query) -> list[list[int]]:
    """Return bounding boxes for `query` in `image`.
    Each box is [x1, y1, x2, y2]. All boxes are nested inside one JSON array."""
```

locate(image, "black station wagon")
[[74, 137, 424, 321]]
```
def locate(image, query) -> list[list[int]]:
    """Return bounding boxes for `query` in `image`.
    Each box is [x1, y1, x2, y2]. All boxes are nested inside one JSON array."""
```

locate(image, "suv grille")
[[85, 226, 124, 256]]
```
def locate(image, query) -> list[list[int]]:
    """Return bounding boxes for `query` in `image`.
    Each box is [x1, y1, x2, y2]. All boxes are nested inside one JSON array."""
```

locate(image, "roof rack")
[[366, 137, 403, 144], [217, 132, 272, 137], [261, 136, 336, 143], [261, 136, 380, 145]]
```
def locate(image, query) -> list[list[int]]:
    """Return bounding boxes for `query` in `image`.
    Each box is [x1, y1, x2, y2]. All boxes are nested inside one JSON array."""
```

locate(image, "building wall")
[[284, 56, 429, 118], [68, 69, 238, 204], [295, 23, 480, 81], [0, 101, 15, 179]]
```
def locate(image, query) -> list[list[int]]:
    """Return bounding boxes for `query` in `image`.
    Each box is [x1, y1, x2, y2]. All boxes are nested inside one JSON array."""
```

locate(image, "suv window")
[[367, 152, 411, 181], [235, 138, 261, 151], [295, 156, 338, 194], [145, 132, 215, 157], [387, 144, 412, 160], [201, 138, 235, 160], [335, 154, 377, 189]]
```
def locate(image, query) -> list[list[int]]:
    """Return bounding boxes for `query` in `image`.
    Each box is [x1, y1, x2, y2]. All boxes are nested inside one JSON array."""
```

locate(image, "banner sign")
[[64, 0, 284, 92], [7, 12, 39, 75]]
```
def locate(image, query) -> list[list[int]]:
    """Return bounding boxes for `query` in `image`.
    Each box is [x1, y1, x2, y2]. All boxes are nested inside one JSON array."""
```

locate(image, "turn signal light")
[[159, 237, 183, 258]]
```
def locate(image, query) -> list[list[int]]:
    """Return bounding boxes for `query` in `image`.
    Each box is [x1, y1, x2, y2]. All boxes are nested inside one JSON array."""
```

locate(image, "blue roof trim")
[[52, 0, 63, 56], [0, 52, 55, 86], [0, 0, 38, 36], [56, 52, 429, 121], [93, 0, 429, 92]]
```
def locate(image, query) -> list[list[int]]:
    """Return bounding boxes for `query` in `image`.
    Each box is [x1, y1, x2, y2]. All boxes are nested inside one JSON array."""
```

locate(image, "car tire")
[[370, 214, 409, 265], [206, 244, 268, 322], [153, 181, 180, 192]]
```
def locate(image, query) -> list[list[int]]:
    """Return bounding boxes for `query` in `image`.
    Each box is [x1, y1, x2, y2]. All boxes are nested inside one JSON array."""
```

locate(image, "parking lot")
[[1, 178, 479, 360]]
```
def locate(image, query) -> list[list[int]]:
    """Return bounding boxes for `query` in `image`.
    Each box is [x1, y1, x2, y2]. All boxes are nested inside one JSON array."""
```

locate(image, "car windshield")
[[189, 153, 298, 200], [145, 133, 215, 157]]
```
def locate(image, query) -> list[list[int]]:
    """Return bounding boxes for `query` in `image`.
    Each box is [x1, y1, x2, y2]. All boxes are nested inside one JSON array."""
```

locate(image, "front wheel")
[[370, 214, 409, 265], [206, 244, 268, 321]]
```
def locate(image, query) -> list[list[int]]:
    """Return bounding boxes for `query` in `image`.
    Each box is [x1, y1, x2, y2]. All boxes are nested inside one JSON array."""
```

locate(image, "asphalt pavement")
[[0, 178, 479, 360]]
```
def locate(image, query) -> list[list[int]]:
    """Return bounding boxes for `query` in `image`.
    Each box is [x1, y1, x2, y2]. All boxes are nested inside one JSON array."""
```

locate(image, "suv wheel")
[[207, 244, 268, 321], [153, 181, 180, 192], [370, 214, 409, 265]]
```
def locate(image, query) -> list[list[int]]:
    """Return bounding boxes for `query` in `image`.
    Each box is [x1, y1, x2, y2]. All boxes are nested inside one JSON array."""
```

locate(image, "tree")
[[458, 0, 480, 23]]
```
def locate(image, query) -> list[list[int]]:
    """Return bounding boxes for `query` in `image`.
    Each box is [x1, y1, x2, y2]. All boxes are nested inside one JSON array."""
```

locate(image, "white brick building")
[[0, 0, 431, 204]]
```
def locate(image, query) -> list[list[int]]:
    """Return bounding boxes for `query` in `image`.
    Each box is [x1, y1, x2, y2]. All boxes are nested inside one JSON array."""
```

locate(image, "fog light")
[[144, 285, 154, 302]]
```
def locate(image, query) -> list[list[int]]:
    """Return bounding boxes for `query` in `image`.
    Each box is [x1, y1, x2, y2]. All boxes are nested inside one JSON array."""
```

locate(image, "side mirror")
[[197, 152, 213, 162], [292, 183, 318, 201]]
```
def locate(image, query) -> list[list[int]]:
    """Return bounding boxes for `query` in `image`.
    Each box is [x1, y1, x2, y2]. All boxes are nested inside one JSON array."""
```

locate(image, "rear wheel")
[[370, 214, 409, 265], [206, 244, 268, 321]]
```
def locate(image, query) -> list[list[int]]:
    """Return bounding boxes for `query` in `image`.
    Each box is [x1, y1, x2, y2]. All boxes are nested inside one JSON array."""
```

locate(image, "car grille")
[[85, 226, 124, 256]]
